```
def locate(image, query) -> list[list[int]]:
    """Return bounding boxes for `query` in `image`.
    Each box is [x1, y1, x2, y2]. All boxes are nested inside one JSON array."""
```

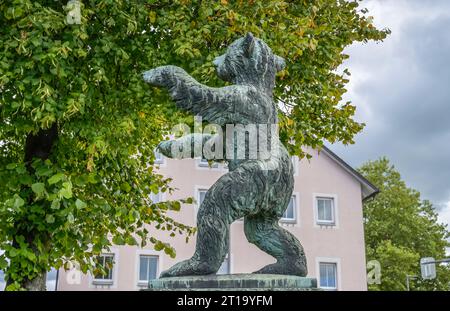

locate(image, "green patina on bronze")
[[143, 33, 307, 278], [147, 274, 317, 291]]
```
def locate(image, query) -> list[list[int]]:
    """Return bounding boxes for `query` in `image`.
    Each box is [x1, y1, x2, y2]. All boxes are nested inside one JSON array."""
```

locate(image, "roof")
[[320, 146, 380, 201]]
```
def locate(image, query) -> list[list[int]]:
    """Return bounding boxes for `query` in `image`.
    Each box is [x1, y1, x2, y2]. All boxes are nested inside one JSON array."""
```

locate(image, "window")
[[319, 262, 337, 290], [138, 255, 158, 285], [150, 192, 162, 204], [0, 249, 4, 291], [154, 150, 164, 164], [316, 197, 335, 225], [46, 268, 58, 291], [0, 269, 4, 291], [93, 254, 114, 284], [197, 157, 219, 168], [217, 253, 230, 275], [198, 189, 208, 206], [281, 196, 296, 222]]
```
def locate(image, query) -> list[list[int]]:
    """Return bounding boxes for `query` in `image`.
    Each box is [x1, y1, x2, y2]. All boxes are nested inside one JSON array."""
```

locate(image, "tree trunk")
[[24, 123, 59, 167], [5, 124, 59, 291], [5, 267, 47, 291], [22, 272, 48, 291]]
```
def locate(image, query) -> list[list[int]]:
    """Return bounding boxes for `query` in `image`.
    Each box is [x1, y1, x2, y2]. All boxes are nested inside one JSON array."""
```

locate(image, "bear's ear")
[[274, 55, 286, 72], [242, 32, 255, 58]]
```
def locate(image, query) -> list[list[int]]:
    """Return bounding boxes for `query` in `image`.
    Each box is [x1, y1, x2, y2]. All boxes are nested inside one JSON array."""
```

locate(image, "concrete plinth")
[[146, 274, 318, 291]]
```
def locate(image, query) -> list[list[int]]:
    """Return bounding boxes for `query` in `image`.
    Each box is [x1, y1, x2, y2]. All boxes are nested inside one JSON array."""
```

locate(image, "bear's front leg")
[[143, 65, 193, 91], [157, 133, 220, 160], [142, 65, 177, 87], [156, 140, 176, 158], [156, 137, 197, 159]]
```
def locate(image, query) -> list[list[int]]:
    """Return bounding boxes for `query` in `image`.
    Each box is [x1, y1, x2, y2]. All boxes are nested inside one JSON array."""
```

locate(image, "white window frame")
[[135, 249, 161, 289], [217, 252, 231, 275], [280, 193, 299, 225], [195, 157, 221, 170], [0, 249, 5, 291], [137, 255, 159, 285], [313, 193, 339, 228], [316, 257, 341, 291], [217, 237, 232, 275], [150, 191, 165, 204], [93, 254, 114, 284], [196, 187, 208, 207], [221, 162, 229, 172], [194, 186, 209, 219], [0, 269, 4, 291], [90, 249, 119, 288]]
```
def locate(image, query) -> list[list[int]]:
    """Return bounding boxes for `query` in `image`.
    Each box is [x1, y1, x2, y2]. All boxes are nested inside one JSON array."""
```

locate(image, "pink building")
[[57, 147, 378, 291]]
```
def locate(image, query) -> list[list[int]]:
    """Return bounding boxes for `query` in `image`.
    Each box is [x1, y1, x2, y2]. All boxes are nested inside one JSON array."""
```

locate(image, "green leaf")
[[60, 182, 73, 199], [121, 182, 131, 192], [9, 248, 18, 258], [75, 199, 87, 210], [154, 241, 164, 251], [112, 235, 125, 245], [51, 199, 60, 210], [35, 166, 53, 177], [6, 163, 17, 170], [31, 183, 45, 195], [186, 197, 194, 204], [60, 189, 72, 199], [19, 175, 32, 185], [164, 246, 176, 258], [87, 173, 99, 184], [67, 213, 74, 223], [48, 173, 64, 185], [125, 236, 138, 245], [0, 256, 8, 270], [25, 251, 36, 261], [15, 166, 26, 174], [45, 214, 55, 224], [13, 196, 25, 209], [171, 201, 181, 211]]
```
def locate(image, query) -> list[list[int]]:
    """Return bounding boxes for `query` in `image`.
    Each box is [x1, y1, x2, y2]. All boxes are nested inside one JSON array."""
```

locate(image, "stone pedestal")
[[146, 274, 318, 291]]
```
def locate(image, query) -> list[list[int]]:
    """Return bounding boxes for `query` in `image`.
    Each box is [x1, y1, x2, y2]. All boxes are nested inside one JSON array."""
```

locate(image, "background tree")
[[0, 0, 388, 290], [359, 158, 450, 291]]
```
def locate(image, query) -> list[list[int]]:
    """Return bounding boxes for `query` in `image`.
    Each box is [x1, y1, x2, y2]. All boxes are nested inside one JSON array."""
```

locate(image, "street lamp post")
[[406, 275, 418, 291]]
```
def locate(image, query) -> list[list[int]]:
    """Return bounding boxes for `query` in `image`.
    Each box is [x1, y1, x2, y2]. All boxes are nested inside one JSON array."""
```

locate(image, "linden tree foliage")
[[0, 0, 387, 289], [0, 0, 197, 290], [359, 158, 450, 291]]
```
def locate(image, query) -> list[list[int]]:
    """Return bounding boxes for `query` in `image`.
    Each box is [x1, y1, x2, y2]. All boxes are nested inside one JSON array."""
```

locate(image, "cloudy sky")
[[329, 0, 450, 227]]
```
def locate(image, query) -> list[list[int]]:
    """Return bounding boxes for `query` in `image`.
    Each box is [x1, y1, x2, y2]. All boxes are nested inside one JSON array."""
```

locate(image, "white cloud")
[[437, 201, 450, 228], [330, 0, 450, 214]]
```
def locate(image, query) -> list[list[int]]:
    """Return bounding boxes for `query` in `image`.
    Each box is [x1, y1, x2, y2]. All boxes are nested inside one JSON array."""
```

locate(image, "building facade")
[[57, 147, 378, 291]]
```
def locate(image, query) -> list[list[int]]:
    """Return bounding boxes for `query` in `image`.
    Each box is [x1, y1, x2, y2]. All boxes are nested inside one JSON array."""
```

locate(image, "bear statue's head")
[[213, 32, 285, 93]]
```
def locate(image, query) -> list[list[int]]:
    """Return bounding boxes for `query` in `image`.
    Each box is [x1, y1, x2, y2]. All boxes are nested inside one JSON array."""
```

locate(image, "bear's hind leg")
[[160, 169, 253, 278], [159, 214, 230, 278], [244, 215, 307, 277]]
